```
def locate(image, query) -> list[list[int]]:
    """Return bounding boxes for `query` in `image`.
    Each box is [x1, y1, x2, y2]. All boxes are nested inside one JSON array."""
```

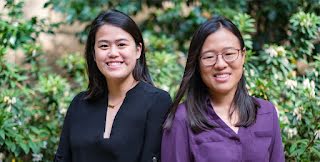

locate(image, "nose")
[[108, 45, 119, 57], [213, 54, 227, 70]]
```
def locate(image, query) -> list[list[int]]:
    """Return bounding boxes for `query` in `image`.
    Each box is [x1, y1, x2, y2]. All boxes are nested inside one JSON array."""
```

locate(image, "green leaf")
[[20, 142, 30, 154], [0, 129, 5, 140], [29, 140, 40, 153], [5, 140, 16, 152]]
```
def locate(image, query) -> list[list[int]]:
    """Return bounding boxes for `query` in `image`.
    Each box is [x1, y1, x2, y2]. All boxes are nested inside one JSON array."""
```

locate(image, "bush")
[[0, 1, 81, 161], [1, 0, 319, 161]]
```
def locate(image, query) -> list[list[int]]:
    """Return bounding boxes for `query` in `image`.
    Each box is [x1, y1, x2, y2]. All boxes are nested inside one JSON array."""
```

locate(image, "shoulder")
[[164, 103, 189, 132], [251, 97, 279, 129], [73, 91, 87, 100], [136, 82, 172, 116], [70, 91, 88, 104], [139, 81, 171, 101], [173, 103, 188, 122], [254, 97, 276, 115], [66, 91, 89, 112], [140, 82, 169, 95]]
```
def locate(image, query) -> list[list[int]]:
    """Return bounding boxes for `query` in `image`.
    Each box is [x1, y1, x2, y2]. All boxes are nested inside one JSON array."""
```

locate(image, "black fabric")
[[54, 82, 172, 162]]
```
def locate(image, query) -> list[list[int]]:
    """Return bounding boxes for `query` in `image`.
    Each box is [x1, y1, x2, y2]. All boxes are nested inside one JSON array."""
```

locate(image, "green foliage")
[[56, 53, 88, 90], [44, 0, 143, 42], [1, 0, 320, 161], [246, 9, 320, 161], [147, 51, 183, 97], [143, 31, 183, 96], [289, 11, 320, 57], [0, 1, 54, 50], [0, 0, 82, 161], [232, 13, 256, 49], [279, 78, 320, 160]]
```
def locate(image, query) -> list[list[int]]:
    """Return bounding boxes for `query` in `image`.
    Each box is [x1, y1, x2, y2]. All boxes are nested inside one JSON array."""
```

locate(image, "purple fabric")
[[161, 98, 285, 162]]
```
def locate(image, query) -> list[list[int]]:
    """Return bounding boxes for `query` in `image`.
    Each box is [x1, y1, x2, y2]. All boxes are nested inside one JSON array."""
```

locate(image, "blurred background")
[[0, 0, 319, 161]]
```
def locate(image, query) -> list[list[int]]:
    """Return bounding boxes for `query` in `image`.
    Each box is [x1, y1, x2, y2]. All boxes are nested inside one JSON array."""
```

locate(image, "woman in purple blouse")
[[161, 16, 285, 162]]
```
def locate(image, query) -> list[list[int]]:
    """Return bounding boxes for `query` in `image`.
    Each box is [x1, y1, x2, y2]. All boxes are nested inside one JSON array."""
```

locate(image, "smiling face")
[[94, 24, 141, 81], [199, 27, 245, 96]]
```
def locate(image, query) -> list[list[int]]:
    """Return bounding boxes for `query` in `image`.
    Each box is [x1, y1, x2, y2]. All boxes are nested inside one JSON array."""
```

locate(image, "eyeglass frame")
[[199, 47, 245, 66]]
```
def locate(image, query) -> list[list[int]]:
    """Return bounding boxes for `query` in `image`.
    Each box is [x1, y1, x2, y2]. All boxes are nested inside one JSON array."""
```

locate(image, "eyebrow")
[[97, 38, 129, 44], [201, 47, 238, 54]]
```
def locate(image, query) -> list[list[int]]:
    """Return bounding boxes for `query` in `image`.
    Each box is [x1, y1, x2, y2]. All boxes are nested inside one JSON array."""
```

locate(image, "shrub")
[[1, 0, 319, 161]]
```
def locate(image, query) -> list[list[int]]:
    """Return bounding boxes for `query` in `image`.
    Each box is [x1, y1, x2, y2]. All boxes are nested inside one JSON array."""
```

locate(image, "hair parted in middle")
[[164, 15, 260, 133], [84, 9, 153, 100]]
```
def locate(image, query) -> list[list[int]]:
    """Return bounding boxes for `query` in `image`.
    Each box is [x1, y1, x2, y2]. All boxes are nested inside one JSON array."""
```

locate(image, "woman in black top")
[[54, 10, 172, 162]]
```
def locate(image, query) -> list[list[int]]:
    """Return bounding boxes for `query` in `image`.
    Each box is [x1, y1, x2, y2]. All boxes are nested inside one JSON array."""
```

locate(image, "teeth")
[[215, 74, 229, 78], [107, 62, 122, 66]]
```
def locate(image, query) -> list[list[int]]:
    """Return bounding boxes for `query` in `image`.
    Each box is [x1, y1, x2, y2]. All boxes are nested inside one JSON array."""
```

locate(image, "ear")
[[241, 47, 246, 63], [136, 43, 142, 59], [93, 51, 96, 61], [92, 43, 96, 61]]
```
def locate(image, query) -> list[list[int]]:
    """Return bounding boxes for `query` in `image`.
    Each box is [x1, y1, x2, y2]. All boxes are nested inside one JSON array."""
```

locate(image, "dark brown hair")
[[84, 10, 153, 100], [164, 16, 259, 133]]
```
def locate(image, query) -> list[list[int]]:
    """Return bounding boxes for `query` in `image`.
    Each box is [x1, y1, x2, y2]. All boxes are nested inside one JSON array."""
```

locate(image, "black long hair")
[[164, 16, 259, 133], [84, 10, 153, 100]]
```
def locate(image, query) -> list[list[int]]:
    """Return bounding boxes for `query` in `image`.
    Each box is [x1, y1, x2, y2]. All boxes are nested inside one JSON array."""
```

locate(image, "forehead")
[[201, 28, 240, 52], [95, 24, 134, 42]]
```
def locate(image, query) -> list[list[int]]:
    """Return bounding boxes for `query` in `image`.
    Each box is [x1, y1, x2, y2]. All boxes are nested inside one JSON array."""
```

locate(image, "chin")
[[106, 73, 132, 80], [106, 75, 127, 80], [211, 86, 235, 95]]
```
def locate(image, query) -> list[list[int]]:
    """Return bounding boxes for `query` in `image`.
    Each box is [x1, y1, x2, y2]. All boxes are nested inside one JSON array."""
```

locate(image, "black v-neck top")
[[54, 82, 172, 162]]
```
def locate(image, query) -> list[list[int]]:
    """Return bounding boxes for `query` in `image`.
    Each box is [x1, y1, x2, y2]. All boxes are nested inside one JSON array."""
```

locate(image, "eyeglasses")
[[200, 48, 243, 66]]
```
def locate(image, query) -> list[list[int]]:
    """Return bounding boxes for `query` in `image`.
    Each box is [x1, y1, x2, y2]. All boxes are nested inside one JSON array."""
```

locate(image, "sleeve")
[[139, 91, 172, 162], [54, 95, 78, 162], [161, 108, 191, 162], [270, 106, 285, 162]]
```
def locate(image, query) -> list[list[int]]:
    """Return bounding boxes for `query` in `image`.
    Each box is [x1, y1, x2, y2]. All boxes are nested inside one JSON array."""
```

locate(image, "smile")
[[106, 61, 124, 66], [214, 73, 230, 78], [213, 73, 231, 82]]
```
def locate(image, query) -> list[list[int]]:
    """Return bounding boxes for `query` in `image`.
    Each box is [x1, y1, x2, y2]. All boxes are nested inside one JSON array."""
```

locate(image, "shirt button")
[[230, 136, 241, 144], [230, 136, 239, 140]]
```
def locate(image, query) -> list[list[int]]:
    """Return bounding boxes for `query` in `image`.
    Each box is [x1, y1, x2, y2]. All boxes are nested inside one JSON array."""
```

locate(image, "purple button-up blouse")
[[161, 98, 285, 162]]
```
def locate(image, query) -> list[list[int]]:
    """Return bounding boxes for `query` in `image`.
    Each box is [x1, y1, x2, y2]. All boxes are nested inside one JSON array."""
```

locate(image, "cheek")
[[130, 58, 138, 68], [123, 49, 139, 62], [199, 66, 212, 84], [230, 64, 244, 82], [199, 65, 211, 75], [135, 47, 142, 59], [231, 61, 244, 73], [94, 49, 105, 61]]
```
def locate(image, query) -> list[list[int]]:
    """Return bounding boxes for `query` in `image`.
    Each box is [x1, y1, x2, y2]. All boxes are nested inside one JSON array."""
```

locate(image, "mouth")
[[106, 61, 124, 67], [213, 73, 231, 78], [213, 73, 231, 82]]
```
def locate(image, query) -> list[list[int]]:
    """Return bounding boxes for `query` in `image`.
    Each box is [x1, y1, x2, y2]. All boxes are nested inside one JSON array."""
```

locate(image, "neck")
[[107, 75, 138, 99], [210, 89, 238, 125], [209, 89, 237, 113]]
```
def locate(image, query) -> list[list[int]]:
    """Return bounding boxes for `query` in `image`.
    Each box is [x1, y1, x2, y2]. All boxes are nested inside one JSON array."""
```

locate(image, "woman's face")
[[94, 24, 141, 81], [199, 28, 245, 96]]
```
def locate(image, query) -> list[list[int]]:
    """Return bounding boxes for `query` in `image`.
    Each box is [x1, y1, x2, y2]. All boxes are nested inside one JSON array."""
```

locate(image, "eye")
[[202, 55, 215, 59], [225, 52, 236, 56], [118, 43, 127, 47], [99, 44, 109, 48]]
